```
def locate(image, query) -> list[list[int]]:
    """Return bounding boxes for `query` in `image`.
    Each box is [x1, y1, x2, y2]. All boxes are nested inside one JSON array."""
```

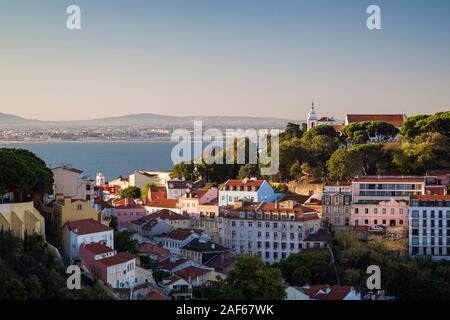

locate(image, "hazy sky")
[[1, 0, 449, 121]]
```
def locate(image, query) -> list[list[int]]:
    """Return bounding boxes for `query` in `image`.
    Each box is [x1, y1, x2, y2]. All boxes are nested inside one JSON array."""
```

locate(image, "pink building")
[[351, 199, 409, 228], [80, 242, 136, 289], [111, 198, 147, 231], [179, 188, 218, 219]]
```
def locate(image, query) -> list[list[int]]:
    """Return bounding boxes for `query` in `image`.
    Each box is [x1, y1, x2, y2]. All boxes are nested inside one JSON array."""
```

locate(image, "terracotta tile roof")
[[346, 114, 406, 127], [157, 257, 188, 271], [146, 198, 179, 209], [83, 242, 115, 255], [138, 243, 171, 260], [146, 209, 187, 221], [182, 189, 208, 199], [331, 124, 346, 132], [303, 285, 356, 300], [222, 179, 265, 189], [66, 219, 112, 235], [98, 252, 135, 267], [220, 202, 320, 222], [353, 176, 425, 183], [147, 290, 167, 300], [113, 198, 145, 209], [177, 266, 211, 280], [318, 117, 335, 122], [204, 252, 236, 272]]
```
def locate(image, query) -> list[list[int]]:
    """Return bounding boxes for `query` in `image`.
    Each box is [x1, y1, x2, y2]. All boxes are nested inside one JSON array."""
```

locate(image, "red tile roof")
[[346, 114, 406, 127], [66, 219, 112, 235], [220, 202, 320, 222], [146, 209, 187, 221], [138, 243, 171, 260], [99, 252, 135, 267], [331, 124, 346, 132], [146, 198, 179, 209], [157, 258, 188, 271], [83, 243, 115, 255], [223, 179, 265, 187], [177, 266, 211, 280], [303, 285, 355, 300], [113, 198, 145, 209]]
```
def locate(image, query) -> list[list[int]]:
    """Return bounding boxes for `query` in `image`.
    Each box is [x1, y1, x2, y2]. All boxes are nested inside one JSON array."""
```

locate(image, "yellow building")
[[52, 196, 100, 233], [0, 202, 46, 240]]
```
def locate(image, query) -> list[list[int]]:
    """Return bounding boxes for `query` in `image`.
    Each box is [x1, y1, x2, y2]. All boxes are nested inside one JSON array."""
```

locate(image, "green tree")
[[141, 182, 157, 199], [303, 125, 337, 140], [343, 121, 399, 143], [114, 231, 138, 255], [327, 149, 363, 181], [119, 186, 142, 199], [280, 122, 303, 141], [226, 255, 286, 300], [279, 252, 335, 286], [170, 162, 197, 181]]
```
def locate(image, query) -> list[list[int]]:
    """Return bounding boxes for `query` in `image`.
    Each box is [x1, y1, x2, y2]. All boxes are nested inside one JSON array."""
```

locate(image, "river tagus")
[[0, 141, 196, 180]]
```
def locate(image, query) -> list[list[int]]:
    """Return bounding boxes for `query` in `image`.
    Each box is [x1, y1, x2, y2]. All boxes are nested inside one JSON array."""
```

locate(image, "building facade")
[[219, 179, 277, 207], [352, 176, 425, 203], [0, 202, 45, 240], [409, 195, 450, 260], [352, 199, 409, 228], [322, 182, 352, 227], [62, 218, 114, 262], [218, 201, 320, 264], [52, 166, 94, 202]]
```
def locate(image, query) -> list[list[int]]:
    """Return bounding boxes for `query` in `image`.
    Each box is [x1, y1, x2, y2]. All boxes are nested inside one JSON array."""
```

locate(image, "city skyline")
[[1, 0, 449, 121]]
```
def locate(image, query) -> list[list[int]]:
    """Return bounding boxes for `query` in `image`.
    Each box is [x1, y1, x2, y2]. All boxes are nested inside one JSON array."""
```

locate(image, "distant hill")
[[0, 112, 295, 129]]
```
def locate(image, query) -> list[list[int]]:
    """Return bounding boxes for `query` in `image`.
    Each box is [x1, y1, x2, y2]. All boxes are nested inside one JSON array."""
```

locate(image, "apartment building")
[[352, 199, 408, 228], [52, 165, 95, 202], [409, 195, 450, 260], [322, 181, 352, 227], [352, 176, 425, 203], [218, 200, 320, 264]]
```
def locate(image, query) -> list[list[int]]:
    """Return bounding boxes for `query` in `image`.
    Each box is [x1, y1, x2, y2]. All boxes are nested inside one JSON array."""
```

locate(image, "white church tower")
[[96, 172, 106, 186], [307, 101, 318, 130]]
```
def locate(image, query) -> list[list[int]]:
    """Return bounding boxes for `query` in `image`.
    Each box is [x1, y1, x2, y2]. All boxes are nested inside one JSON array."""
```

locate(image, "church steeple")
[[307, 100, 318, 130]]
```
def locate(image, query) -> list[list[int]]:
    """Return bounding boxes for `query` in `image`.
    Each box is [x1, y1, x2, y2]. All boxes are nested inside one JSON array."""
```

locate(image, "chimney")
[[234, 201, 244, 209], [125, 198, 129, 207]]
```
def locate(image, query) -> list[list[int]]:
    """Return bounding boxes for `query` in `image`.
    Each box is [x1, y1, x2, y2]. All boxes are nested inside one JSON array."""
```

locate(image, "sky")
[[0, 0, 449, 121]]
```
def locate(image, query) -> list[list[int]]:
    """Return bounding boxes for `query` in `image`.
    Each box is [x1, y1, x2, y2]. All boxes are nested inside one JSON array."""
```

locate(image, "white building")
[[166, 179, 193, 199], [62, 218, 114, 262], [52, 165, 94, 203], [409, 195, 450, 260], [96, 173, 106, 186], [218, 201, 320, 264], [306, 102, 342, 130], [129, 171, 160, 190], [218, 179, 277, 207]]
